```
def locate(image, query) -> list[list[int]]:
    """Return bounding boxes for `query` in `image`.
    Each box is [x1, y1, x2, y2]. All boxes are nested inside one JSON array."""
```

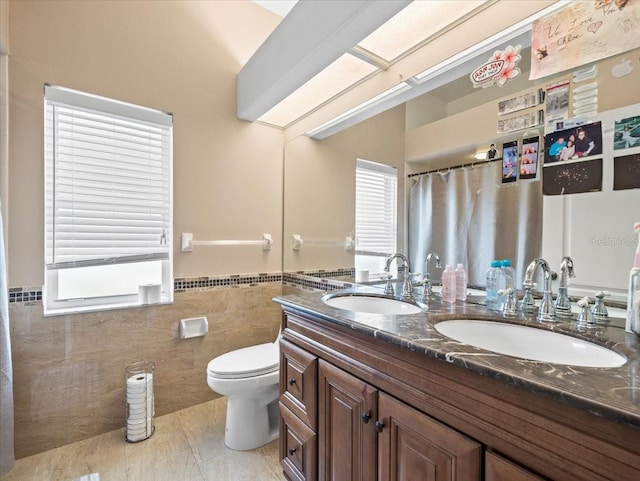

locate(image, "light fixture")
[[474, 152, 487, 161], [304, 0, 571, 140], [258, 53, 378, 127], [306, 82, 411, 139]]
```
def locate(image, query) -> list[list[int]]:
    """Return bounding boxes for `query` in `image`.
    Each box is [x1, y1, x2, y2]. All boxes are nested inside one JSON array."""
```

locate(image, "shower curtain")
[[0, 204, 14, 475], [408, 161, 542, 289]]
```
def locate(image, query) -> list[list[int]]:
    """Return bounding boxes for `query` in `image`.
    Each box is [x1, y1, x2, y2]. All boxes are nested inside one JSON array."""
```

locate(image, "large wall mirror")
[[283, 37, 640, 300]]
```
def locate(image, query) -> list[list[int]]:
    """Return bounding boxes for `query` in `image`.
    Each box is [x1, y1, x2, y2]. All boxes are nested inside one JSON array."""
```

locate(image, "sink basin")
[[322, 293, 423, 315], [435, 319, 626, 367]]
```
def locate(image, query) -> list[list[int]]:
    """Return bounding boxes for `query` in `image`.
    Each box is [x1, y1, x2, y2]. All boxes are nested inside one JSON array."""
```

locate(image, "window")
[[44, 85, 173, 315], [355, 159, 397, 275]]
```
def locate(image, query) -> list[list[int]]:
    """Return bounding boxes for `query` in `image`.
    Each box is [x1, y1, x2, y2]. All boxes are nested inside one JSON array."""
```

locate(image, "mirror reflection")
[[283, 41, 640, 302]]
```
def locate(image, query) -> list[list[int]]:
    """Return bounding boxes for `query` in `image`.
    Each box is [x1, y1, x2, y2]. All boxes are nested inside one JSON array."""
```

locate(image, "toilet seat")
[[207, 342, 279, 379]]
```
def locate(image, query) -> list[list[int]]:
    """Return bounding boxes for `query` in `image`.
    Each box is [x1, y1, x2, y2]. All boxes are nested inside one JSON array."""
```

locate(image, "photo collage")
[[497, 137, 541, 184], [490, 112, 640, 191], [541, 114, 640, 195]]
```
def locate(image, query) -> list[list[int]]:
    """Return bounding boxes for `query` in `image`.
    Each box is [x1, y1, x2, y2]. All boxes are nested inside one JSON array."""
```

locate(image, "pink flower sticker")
[[497, 65, 520, 86], [501, 45, 522, 68]]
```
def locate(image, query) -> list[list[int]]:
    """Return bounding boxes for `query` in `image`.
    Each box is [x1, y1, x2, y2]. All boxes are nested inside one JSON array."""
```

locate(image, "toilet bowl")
[[207, 340, 280, 451]]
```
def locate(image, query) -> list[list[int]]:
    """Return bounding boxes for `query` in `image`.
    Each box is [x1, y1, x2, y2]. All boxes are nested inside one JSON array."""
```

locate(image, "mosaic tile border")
[[8, 287, 43, 303], [282, 268, 356, 292], [7, 269, 367, 303], [7, 273, 283, 304], [173, 273, 282, 292]]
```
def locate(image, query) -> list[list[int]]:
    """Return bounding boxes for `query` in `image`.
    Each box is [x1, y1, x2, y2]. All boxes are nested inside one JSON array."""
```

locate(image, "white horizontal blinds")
[[355, 159, 397, 256], [45, 85, 172, 269]]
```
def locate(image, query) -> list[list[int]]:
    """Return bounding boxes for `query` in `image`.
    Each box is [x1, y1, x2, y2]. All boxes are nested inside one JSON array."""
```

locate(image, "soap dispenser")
[[441, 265, 457, 303]]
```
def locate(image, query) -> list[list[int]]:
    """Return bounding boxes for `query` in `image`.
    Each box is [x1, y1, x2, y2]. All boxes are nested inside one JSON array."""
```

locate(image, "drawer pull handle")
[[288, 447, 297, 456], [288, 378, 297, 386], [360, 411, 371, 424], [375, 420, 385, 433]]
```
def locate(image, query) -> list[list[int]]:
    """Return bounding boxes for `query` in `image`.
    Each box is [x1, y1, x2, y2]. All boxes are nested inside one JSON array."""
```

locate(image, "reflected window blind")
[[45, 85, 172, 269], [355, 159, 397, 255]]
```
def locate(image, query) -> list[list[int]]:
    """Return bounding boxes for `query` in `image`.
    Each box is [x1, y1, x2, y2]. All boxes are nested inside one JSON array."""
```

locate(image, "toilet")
[[206, 338, 280, 451]]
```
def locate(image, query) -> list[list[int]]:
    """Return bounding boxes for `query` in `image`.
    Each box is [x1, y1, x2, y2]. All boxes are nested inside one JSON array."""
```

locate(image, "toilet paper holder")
[[179, 317, 208, 339], [125, 360, 154, 443]]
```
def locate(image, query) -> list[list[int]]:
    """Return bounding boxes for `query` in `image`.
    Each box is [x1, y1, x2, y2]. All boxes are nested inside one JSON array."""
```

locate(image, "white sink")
[[323, 294, 423, 315], [435, 319, 626, 367]]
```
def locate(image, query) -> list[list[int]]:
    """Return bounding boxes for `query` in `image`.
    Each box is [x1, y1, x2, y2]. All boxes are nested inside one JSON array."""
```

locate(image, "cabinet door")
[[280, 402, 317, 481], [485, 451, 546, 481], [377, 392, 481, 481], [318, 360, 378, 481]]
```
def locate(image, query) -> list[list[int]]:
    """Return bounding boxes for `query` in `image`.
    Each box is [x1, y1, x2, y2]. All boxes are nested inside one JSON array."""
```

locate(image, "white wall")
[[7, 0, 284, 286]]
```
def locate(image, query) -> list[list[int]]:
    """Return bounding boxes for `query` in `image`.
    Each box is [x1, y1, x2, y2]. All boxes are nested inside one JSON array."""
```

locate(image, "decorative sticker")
[[471, 45, 522, 88]]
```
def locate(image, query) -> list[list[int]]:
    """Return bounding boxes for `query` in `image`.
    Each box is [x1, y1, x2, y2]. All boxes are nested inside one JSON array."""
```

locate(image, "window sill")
[[43, 297, 173, 317]]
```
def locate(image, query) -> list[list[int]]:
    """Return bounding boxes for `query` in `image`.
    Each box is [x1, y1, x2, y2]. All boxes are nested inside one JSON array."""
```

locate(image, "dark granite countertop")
[[274, 284, 640, 430]]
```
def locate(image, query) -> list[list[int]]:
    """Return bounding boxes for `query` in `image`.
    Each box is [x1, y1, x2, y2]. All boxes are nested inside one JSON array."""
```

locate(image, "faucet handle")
[[520, 282, 537, 314], [576, 297, 598, 331], [498, 288, 518, 317], [380, 273, 395, 296]]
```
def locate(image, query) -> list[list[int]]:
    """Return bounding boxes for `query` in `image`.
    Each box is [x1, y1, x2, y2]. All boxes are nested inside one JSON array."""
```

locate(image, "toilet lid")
[[207, 342, 279, 379]]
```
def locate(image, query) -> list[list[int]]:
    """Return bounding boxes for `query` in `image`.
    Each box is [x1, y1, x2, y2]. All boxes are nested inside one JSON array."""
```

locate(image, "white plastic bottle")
[[441, 264, 457, 303], [455, 263, 467, 301]]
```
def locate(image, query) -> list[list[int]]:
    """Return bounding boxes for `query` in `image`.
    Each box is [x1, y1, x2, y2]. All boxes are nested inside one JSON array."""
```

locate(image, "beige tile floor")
[[1, 397, 286, 481]]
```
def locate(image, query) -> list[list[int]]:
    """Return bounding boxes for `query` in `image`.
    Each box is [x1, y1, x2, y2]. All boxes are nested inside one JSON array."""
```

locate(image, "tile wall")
[[8, 274, 283, 459], [8, 269, 356, 459]]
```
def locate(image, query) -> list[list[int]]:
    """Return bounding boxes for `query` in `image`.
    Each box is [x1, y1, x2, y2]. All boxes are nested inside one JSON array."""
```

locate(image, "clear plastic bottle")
[[499, 260, 515, 291], [441, 264, 457, 303], [455, 263, 467, 301], [485, 260, 500, 310], [627, 222, 640, 334]]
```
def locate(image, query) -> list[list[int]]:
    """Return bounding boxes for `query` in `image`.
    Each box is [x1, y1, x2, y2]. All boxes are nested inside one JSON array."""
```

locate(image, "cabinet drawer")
[[280, 338, 318, 429], [485, 451, 546, 481], [280, 403, 317, 481]]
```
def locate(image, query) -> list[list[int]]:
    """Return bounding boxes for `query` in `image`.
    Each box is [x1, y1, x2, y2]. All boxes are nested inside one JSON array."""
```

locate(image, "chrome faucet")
[[523, 258, 557, 322], [422, 252, 442, 300], [555, 256, 575, 318], [384, 253, 414, 301]]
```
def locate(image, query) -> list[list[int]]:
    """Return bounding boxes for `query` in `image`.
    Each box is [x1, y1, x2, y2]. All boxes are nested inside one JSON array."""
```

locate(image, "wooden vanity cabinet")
[[278, 308, 640, 481], [280, 324, 483, 481], [319, 359, 480, 481]]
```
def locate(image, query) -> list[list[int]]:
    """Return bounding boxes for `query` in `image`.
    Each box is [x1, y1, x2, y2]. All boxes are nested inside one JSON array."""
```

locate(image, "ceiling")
[[243, 1, 565, 140], [252, 0, 297, 18]]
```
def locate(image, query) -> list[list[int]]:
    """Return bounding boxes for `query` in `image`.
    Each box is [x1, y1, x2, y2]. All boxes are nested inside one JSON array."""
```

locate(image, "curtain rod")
[[407, 157, 502, 178]]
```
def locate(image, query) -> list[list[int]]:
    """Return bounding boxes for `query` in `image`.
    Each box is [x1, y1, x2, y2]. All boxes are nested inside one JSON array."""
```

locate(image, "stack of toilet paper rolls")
[[125, 362, 154, 442]]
